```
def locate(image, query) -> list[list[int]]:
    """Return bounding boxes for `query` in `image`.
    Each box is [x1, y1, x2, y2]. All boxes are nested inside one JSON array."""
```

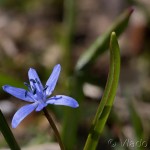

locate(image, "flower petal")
[[28, 68, 43, 92], [46, 95, 79, 108], [2, 85, 34, 102], [12, 103, 38, 128], [35, 102, 47, 111], [45, 64, 61, 96]]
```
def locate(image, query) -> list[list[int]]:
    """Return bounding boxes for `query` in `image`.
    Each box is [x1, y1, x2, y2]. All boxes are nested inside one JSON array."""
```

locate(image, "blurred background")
[[0, 0, 150, 150]]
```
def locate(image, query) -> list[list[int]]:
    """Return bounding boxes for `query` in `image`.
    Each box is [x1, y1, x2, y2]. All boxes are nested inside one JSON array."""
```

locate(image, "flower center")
[[24, 79, 49, 103]]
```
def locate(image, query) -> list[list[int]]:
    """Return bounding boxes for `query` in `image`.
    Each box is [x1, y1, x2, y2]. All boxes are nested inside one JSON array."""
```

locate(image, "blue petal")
[[45, 64, 61, 96], [12, 103, 38, 128], [28, 68, 43, 92], [2, 85, 35, 102], [46, 95, 79, 108], [35, 102, 47, 111]]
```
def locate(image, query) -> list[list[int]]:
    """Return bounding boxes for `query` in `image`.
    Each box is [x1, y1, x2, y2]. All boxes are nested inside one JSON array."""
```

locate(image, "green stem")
[[0, 109, 21, 150], [43, 108, 65, 150]]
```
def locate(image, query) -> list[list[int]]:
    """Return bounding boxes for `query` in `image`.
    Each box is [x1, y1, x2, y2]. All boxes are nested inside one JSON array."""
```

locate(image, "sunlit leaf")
[[84, 32, 120, 150]]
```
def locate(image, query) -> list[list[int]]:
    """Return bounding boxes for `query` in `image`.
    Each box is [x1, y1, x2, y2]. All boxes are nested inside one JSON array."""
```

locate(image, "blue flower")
[[2, 64, 79, 128]]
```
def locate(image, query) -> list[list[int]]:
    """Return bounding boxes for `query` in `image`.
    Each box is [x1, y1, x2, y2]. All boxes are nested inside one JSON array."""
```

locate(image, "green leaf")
[[75, 7, 133, 71], [0, 110, 21, 150], [83, 32, 120, 150]]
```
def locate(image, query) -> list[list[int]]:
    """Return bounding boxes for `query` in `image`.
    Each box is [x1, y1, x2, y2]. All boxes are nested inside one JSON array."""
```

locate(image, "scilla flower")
[[3, 64, 79, 128]]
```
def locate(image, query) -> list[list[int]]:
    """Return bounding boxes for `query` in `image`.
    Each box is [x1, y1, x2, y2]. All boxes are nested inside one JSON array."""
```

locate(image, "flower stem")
[[43, 108, 65, 150]]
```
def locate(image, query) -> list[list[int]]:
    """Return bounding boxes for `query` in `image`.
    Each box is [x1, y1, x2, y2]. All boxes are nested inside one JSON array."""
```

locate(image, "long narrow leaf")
[[75, 7, 133, 71], [0, 110, 20, 150], [83, 32, 120, 150], [61, 0, 79, 149]]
